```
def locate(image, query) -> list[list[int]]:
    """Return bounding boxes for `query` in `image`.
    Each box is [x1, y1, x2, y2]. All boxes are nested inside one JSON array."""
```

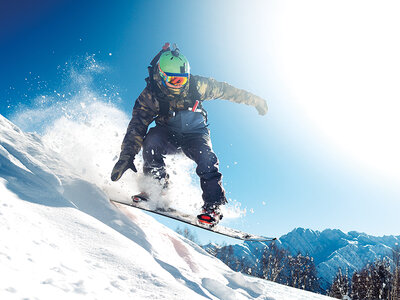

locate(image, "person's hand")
[[111, 154, 137, 181], [255, 96, 268, 116]]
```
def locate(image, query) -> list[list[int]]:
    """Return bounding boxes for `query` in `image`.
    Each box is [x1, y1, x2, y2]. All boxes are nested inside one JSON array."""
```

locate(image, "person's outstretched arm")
[[192, 75, 268, 115]]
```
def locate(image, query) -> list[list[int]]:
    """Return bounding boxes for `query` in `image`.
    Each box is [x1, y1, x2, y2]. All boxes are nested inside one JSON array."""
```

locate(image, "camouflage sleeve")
[[192, 75, 268, 115], [120, 88, 158, 157]]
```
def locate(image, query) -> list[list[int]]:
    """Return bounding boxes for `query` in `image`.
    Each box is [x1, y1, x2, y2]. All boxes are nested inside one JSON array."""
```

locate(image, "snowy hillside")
[[0, 113, 332, 299], [206, 228, 400, 290]]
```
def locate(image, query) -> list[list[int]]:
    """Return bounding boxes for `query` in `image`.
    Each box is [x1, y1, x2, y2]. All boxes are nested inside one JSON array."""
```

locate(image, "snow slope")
[[0, 114, 332, 299]]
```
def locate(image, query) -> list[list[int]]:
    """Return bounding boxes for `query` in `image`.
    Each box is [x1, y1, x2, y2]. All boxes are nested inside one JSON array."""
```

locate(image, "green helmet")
[[158, 51, 190, 75]]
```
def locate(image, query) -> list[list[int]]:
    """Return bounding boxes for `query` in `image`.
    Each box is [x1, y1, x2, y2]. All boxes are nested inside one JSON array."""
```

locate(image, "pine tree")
[[213, 244, 243, 272], [370, 259, 392, 299], [351, 259, 393, 299], [328, 268, 350, 299], [260, 242, 288, 284], [287, 253, 320, 292], [351, 267, 371, 300], [391, 245, 400, 300], [207, 241, 322, 294]]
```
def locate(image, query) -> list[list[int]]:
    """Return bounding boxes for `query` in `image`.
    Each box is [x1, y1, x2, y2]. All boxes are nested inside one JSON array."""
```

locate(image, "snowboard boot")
[[197, 204, 223, 227], [132, 192, 149, 203], [132, 188, 168, 203]]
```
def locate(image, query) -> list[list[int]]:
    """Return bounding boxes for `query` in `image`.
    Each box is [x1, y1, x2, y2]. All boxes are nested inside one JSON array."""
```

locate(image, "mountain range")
[[205, 227, 400, 289]]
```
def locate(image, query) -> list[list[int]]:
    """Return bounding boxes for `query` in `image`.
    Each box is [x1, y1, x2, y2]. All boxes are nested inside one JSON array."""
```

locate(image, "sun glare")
[[274, 0, 400, 181]]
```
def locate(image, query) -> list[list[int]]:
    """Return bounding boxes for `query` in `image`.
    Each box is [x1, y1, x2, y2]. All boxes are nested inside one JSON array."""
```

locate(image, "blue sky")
[[1, 0, 400, 244]]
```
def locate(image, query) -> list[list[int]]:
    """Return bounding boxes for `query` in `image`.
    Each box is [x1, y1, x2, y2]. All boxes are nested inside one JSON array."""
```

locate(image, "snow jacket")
[[120, 73, 268, 157]]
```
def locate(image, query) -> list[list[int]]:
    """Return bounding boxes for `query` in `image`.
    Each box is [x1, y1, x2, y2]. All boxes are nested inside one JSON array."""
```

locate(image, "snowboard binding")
[[131, 193, 149, 203], [197, 205, 223, 227]]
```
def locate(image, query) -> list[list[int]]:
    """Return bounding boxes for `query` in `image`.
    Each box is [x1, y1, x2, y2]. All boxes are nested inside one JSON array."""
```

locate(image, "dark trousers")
[[142, 126, 227, 207]]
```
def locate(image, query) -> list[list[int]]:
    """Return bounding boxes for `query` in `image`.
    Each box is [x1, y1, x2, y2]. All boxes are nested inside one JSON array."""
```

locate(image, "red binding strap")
[[192, 100, 199, 112]]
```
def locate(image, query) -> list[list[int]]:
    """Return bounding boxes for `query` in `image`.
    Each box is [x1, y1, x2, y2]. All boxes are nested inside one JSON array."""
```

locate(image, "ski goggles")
[[159, 67, 189, 88]]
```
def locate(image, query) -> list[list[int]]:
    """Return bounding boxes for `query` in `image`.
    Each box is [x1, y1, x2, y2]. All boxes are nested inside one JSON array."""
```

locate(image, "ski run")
[[0, 113, 332, 299]]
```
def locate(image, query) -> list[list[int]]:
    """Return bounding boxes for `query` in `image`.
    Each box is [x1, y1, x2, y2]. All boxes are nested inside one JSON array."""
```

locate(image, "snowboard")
[[110, 198, 276, 242]]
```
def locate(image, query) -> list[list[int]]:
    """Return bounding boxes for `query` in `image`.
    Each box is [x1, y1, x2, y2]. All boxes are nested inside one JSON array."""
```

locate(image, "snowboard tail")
[[110, 198, 276, 242]]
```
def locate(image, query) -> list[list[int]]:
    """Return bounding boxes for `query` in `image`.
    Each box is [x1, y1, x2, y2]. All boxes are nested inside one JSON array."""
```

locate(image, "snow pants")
[[142, 125, 227, 207]]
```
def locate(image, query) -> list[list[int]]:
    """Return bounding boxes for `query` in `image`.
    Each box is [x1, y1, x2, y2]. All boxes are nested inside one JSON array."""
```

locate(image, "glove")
[[111, 154, 137, 181], [254, 96, 268, 116]]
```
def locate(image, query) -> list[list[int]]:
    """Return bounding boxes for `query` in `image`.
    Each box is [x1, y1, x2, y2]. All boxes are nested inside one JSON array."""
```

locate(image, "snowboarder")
[[111, 43, 267, 226]]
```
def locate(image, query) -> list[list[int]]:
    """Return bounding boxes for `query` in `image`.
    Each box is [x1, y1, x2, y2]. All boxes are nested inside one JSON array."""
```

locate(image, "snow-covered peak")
[[0, 114, 332, 299], [210, 227, 400, 290]]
